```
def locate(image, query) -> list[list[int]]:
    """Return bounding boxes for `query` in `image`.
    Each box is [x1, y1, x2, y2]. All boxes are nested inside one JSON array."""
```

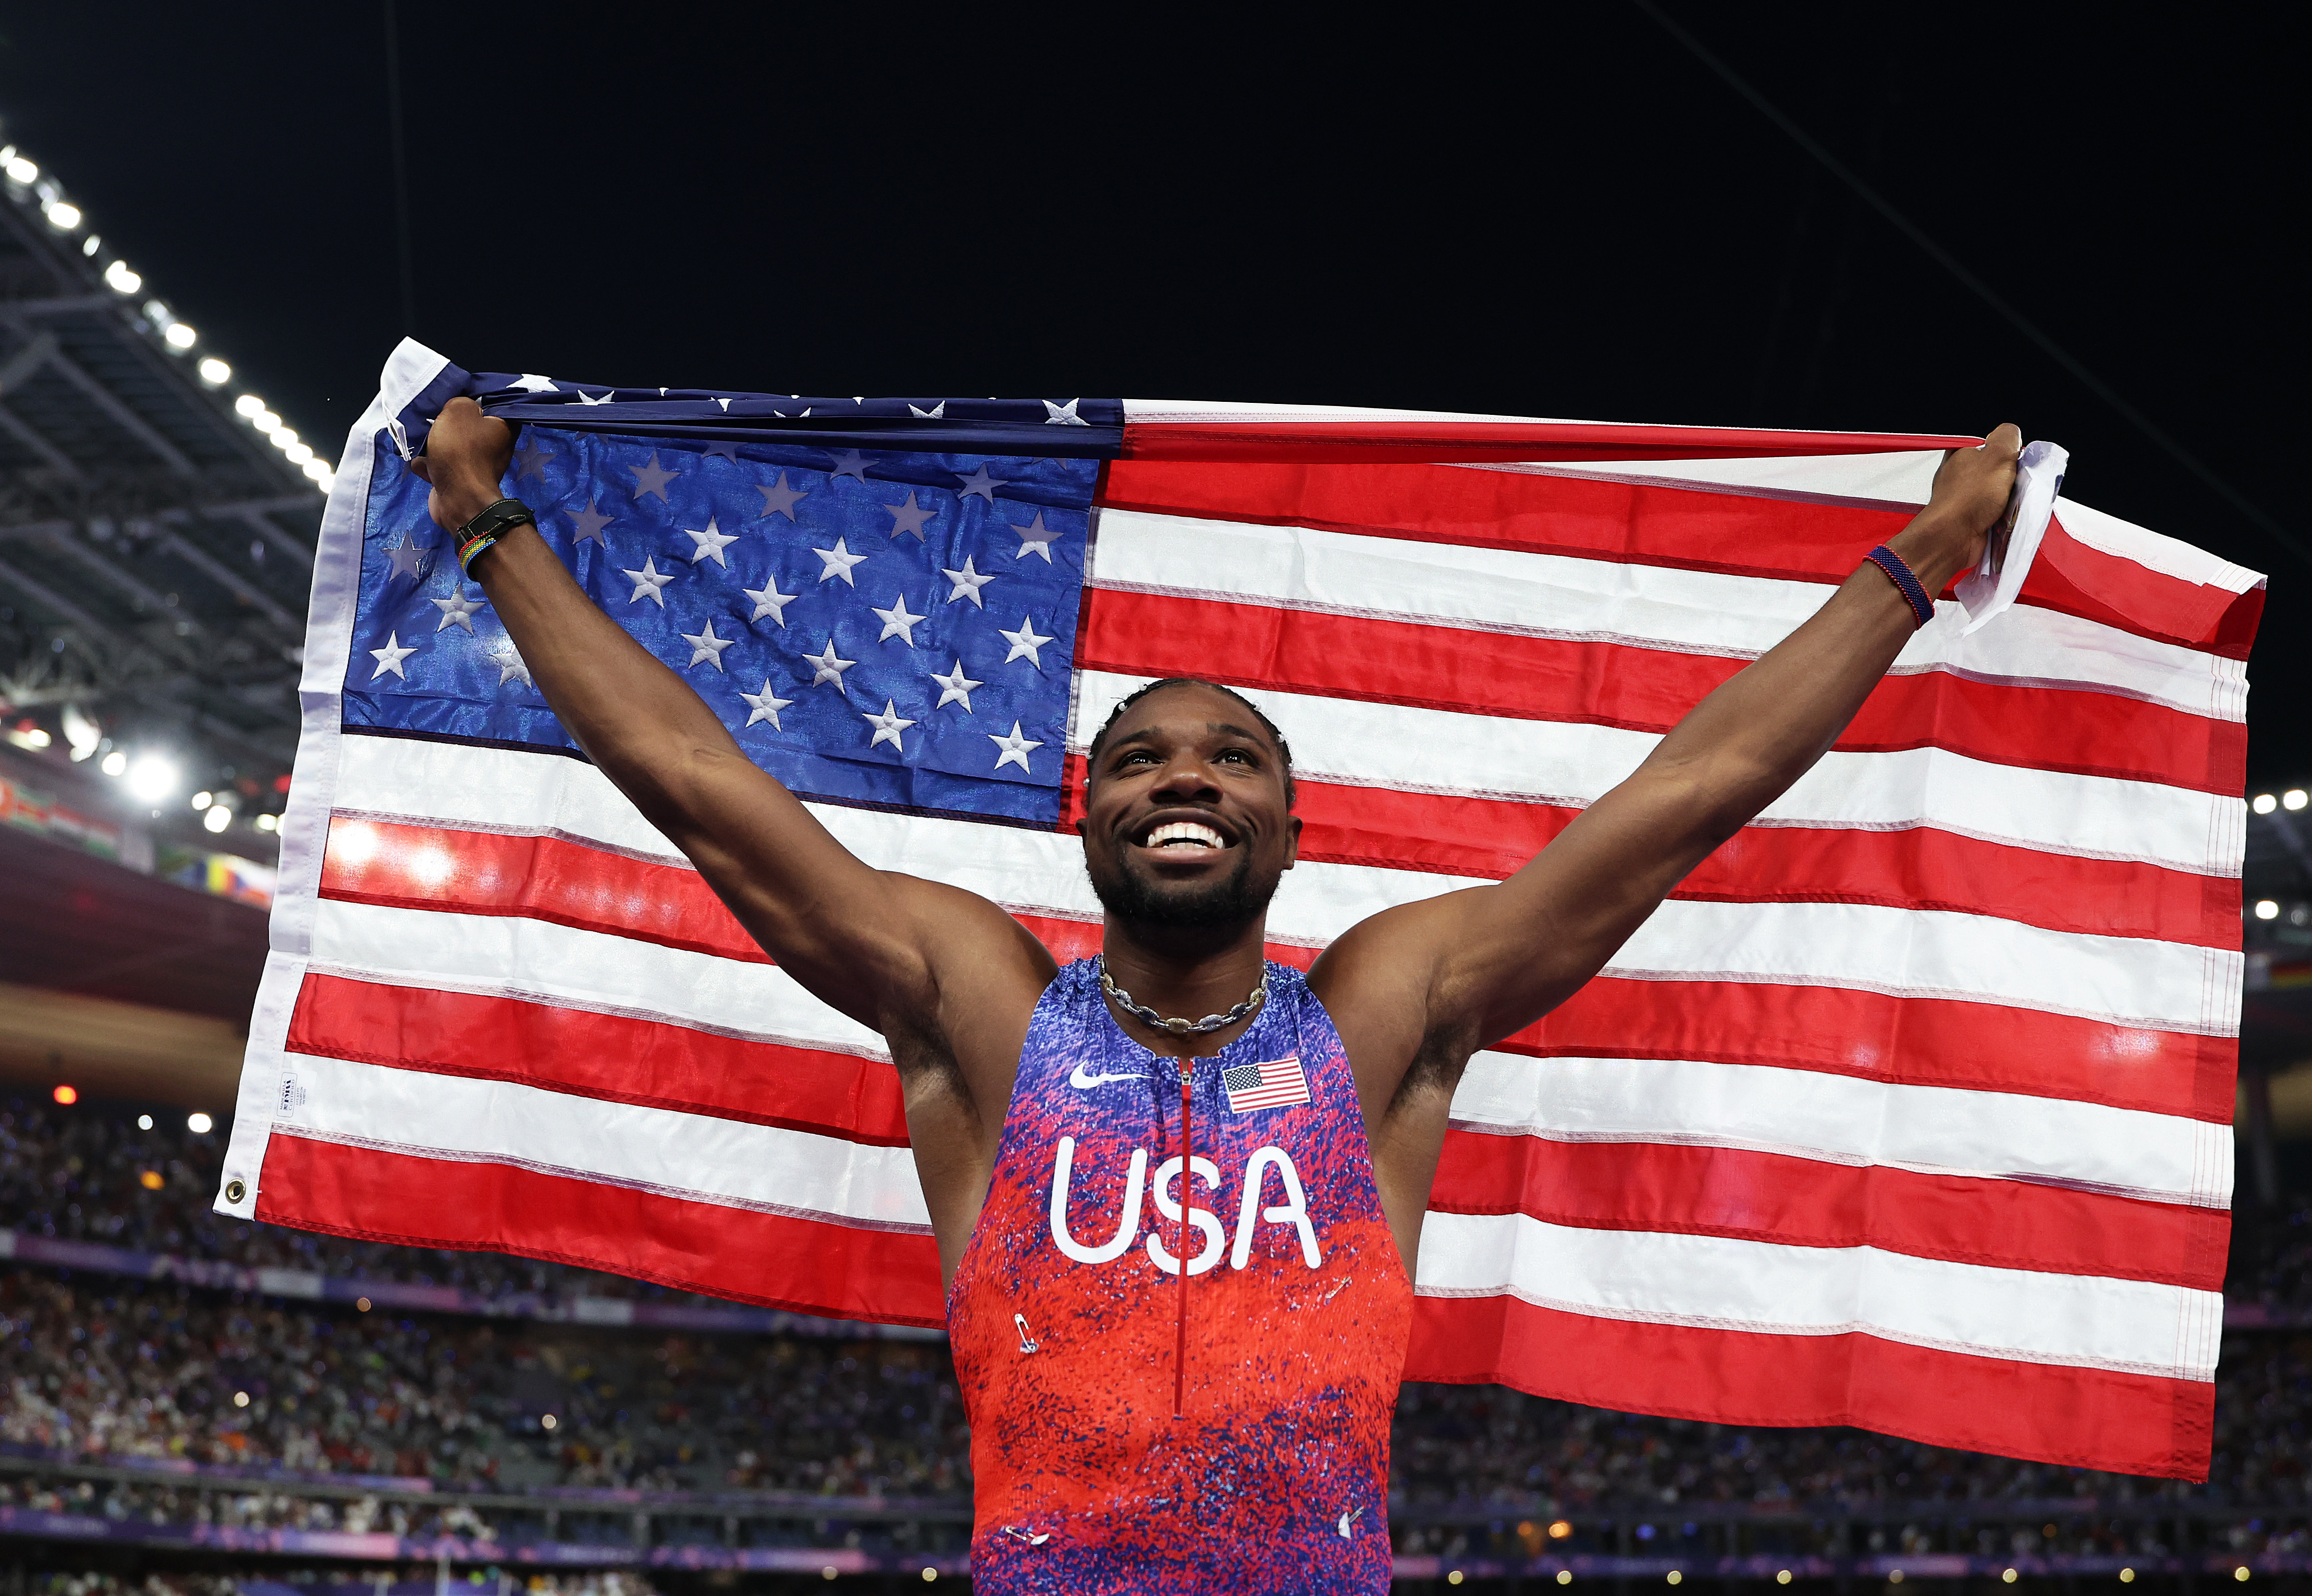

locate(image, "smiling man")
[[420, 399, 2020, 1594]]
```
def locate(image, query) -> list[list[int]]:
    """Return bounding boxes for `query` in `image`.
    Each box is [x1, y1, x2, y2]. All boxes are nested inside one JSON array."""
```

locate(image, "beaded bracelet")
[[1863, 543, 1935, 629]]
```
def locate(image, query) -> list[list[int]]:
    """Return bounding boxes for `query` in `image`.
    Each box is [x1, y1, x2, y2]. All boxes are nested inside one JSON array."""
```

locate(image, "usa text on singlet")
[[948, 959, 1413, 1594]]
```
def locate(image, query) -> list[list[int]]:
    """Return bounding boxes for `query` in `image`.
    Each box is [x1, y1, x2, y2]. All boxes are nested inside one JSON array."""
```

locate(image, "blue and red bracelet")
[[1863, 543, 1936, 629]]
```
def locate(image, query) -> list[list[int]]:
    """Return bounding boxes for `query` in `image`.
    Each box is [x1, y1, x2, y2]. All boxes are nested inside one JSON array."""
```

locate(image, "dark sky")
[[2, 7, 2299, 777]]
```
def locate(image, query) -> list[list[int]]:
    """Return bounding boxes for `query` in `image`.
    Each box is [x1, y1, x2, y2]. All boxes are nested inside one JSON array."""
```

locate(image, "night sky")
[[2, 7, 2297, 777]]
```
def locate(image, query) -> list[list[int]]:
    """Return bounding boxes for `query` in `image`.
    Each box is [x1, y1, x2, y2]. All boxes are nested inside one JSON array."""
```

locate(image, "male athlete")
[[419, 400, 2020, 1593]]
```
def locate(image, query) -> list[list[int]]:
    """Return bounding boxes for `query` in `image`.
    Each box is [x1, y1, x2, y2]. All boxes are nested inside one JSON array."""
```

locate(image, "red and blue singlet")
[[947, 959, 1412, 1593]]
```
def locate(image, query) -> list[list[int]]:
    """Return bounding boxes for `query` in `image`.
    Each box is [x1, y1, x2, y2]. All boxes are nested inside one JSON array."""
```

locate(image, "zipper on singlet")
[[1174, 1054, 1192, 1420]]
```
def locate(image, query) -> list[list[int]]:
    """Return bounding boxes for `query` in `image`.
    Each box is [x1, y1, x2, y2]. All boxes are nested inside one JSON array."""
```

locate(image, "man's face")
[[1080, 684, 1301, 933]]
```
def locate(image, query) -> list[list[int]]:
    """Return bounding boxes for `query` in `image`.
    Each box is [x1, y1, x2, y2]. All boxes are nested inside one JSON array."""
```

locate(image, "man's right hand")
[[409, 397, 518, 532]]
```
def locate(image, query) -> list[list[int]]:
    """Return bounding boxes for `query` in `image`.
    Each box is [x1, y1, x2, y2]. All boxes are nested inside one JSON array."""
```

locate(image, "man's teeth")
[[1146, 821, 1225, 850]]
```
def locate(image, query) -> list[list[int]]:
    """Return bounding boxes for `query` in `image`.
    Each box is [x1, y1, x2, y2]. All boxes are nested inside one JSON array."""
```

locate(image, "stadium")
[[1, 14, 2302, 1596]]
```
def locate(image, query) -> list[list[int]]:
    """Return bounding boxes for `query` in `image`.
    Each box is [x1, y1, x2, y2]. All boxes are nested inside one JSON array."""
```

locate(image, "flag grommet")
[[223, 1178, 247, 1205]]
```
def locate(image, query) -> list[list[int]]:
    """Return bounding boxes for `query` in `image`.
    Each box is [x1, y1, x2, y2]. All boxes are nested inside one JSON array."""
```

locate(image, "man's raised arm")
[[1323, 424, 2024, 1077], [415, 400, 1053, 1089]]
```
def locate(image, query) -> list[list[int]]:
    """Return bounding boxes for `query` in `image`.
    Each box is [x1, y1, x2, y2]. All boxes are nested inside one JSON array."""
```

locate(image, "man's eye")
[[1219, 749, 1251, 764]]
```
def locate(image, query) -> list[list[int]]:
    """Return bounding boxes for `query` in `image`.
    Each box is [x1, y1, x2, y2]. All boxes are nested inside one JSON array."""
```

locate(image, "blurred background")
[[0, 6, 2300, 1593]]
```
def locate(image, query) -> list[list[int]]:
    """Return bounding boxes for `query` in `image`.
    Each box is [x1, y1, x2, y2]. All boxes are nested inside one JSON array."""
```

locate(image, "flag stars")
[[829, 449, 871, 483], [883, 489, 936, 541], [431, 591, 485, 633], [909, 401, 948, 419], [384, 534, 430, 581], [863, 698, 917, 752], [804, 639, 856, 692], [628, 452, 679, 502], [368, 632, 415, 680], [990, 721, 1043, 773], [622, 556, 676, 607], [930, 660, 982, 712], [1011, 511, 1058, 562], [684, 516, 739, 567], [489, 641, 532, 687], [813, 537, 867, 586], [681, 620, 736, 672], [1043, 398, 1088, 426], [755, 472, 808, 522], [940, 556, 997, 608], [871, 594, 926, 646], [512, 439, 555, 480], [738, 678, 792, 730], [999, 616, 1052, 668], [569, 498, 613, 546], [742, 578, 797, 626], [953, 464, 1007, 503]]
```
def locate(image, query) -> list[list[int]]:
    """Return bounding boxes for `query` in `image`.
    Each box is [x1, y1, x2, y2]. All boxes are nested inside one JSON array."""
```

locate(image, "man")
[[419, 400, 2020, 1593]]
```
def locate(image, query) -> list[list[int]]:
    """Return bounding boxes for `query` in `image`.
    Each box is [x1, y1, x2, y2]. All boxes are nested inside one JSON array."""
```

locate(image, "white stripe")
[[275, 1050, 929, 1230], [1067, 671, 2241, 877], [1450, 1053, 2233, 1209], [1413, 1210, 2224, 1382], [310, 897, 891, 1061], [2055, 497, 2264, 595], [330, 739, 2238, 1034], [1453, 451, 1944, 508], [1089, 509, 2246, 722]]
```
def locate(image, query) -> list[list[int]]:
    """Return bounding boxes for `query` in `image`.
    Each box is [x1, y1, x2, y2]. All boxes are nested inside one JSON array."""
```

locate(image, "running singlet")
[[947, 959, 1412, 1594]]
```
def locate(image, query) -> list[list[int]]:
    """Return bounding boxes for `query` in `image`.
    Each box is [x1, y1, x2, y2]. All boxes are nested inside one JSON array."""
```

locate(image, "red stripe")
[[1118, 420, 1983, 464], [1098, 461, 2260, 658], [1495, 974, 2234, 1125], [1080, 586, 2245, 796], [1403, 1294, 2211, 1480], [320, 818, 2226, 1120], [1429, 1130, 2229, 1290], [253, 1131, 945, 1328], [1057, 758, 2234, 950], [285, 971, 914, 1146]]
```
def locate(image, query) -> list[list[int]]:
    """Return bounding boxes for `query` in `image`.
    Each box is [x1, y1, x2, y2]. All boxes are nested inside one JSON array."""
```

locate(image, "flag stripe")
[[1079, 590, 2243, 796], [1114, 416, 1986, 464], [254, 1129, 944, 1327], [285, 971, 913, 1146], [1411, 1210, 2223, 1381], [1097, 462, 2260, 657], [276, 1050, 930, 1229], [1447, 1052, 2230, 1209], [1401, 1295, 2212, 1480], [1428, 1131, 2225, 1290], [1087, 507, 2246, 728]]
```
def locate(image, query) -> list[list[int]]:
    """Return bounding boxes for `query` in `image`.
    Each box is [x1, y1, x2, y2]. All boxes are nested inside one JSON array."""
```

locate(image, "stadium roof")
[[0, 130, 332, 781]]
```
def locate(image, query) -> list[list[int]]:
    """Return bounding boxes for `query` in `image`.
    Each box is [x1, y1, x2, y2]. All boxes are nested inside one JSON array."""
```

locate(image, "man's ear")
[[1283, 813, 1303, 870]]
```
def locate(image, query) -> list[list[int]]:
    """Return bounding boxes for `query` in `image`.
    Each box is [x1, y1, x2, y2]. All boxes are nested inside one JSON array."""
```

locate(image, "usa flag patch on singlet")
[[1224, 1054, 1311, 1112]]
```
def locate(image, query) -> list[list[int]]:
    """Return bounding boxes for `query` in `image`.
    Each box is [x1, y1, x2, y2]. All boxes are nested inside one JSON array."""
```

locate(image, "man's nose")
[[1150, 752, 1222, 799]]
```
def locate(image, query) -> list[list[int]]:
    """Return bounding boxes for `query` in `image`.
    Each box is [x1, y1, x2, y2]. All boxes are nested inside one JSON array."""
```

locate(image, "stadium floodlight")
[[137, 1114, 153, 1130], [2288, 790, 2308, 811], [2254, 793, 2278, 814], [103, 259, 141, 294], [255, 812, 280, 832], [284, 441, 314, 465], [100, 749, 127, 776], [187, 1111, 214, 1134], [164, 322, 197, 349], [191, 791, 211, 809], [257, 410, 281, 433], [235, 394, 265, 417], [203, 803, 232, 834], [271, 428, 299, 451], [4, 157, 35, 183], [126, 754, 180, 803], [2256, 900, 2281, 920], [45, 201, 80, 230], [198, 358, 230, 385], [303, 458, 334, 483]]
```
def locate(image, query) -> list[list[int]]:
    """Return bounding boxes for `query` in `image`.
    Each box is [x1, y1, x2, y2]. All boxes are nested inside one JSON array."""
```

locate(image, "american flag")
[[1223, 1055, 1312, 1113], [219, 338, 2261, 1481]]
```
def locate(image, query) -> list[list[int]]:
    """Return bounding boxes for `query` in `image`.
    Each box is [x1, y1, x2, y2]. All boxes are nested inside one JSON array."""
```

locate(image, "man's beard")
[[1086, 845, 1278, 930]]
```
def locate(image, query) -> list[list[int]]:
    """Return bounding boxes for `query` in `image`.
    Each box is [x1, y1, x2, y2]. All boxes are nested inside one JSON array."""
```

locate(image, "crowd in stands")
[[3, 1099, 2308, 1551]]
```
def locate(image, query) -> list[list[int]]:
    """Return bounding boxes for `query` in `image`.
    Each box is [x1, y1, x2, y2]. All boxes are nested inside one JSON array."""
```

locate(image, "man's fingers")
[[1984, 422, 2023, 460]]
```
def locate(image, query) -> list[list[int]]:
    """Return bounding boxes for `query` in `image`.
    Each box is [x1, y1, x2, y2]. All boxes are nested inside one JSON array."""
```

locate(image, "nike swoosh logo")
[[1069, 1064, 1146, 1089]]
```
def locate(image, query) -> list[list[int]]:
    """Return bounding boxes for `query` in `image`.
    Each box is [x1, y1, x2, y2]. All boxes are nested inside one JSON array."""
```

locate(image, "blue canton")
[[343, 427, 1094, 827]]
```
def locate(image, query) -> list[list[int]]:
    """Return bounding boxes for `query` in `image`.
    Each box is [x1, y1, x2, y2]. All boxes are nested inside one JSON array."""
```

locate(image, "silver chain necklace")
[[1098, 958, 1268, 1036]]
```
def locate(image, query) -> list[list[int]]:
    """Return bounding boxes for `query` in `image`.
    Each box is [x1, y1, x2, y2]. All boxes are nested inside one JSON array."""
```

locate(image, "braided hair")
[[1084, 678, 1297, 808]]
